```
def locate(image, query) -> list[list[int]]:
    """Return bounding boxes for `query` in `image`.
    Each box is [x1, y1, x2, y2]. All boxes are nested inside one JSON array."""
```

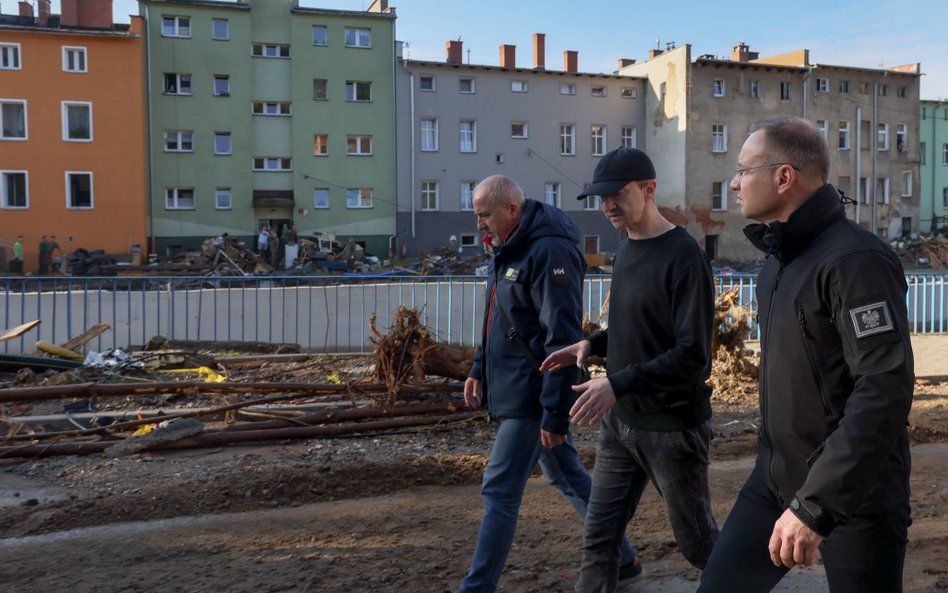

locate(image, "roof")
[[401, 59, 641, 80]]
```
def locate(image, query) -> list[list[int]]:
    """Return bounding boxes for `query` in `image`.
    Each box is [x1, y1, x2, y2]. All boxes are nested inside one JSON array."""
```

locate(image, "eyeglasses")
[[733, 162, 799, 178]]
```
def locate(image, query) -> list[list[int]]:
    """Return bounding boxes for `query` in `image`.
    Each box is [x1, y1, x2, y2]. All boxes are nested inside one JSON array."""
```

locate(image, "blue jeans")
[[458, 416, 636, 593], [577, 412, 718, 593]]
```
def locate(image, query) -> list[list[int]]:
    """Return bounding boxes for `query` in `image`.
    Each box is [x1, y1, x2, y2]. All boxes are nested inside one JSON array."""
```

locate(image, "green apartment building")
[[140, 0, 396, 255], [921, 100, 948, 233]]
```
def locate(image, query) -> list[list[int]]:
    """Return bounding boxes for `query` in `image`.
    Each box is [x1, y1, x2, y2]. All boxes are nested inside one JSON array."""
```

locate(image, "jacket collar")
[[744, 184, 845, 264]]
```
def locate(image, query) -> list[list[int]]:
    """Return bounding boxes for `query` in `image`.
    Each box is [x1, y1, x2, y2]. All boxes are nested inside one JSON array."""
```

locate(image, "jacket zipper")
[[761, 264, 783, 499], [797, 307, 832, 415]]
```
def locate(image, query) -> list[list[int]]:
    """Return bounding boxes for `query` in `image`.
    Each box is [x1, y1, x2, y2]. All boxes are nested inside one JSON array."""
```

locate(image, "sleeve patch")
[[551, 264, 569, 287], [848, 301, 894, 338]]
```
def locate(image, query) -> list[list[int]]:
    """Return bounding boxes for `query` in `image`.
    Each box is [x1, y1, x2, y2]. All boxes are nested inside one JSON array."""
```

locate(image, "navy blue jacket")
[[469, 199, 587, 434]]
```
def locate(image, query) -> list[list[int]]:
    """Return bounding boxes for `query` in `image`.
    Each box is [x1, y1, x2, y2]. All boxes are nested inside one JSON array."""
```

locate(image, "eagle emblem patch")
[[848, 301, 894, 338]]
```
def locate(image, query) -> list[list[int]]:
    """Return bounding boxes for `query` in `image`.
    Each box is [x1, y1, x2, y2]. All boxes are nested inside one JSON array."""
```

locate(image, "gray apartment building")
[[395, 34, 648, 258]]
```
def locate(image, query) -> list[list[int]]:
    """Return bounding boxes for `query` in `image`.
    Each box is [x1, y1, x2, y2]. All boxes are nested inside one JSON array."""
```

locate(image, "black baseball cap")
[[576, 147, 656, 199]]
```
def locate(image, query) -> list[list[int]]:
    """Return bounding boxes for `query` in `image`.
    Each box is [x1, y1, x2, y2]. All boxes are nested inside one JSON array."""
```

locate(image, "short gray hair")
[[477, 175, 525, 206], [749, 116, 830, 183]]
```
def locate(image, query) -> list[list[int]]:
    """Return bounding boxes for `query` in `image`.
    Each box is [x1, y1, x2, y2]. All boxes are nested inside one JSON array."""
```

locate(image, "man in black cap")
[[541, 147, 718, 592]]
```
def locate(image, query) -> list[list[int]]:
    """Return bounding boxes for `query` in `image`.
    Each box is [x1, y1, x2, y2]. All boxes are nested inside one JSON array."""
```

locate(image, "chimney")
[[499, 44, 516, 69], [38, 0, 50, 25], [648, 48, 664, 59], [61, 0, 78, 26], [617, 58, 636, 69], [563, 50, 578, 73], [533, 33, 545, 70], [18, 1, 32, 17], [446, 40, 463, 64], [77, 0, 113, 28], [731, 42, 759, 63]]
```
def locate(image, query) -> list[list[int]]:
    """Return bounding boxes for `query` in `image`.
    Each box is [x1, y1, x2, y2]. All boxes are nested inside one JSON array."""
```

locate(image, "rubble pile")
[[410, 246, 491, 275], [892, 235, 948, 269], [709, 286, 759, 401]]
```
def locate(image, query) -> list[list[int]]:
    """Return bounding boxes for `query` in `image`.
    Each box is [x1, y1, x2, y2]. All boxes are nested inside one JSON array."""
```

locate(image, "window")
[[1, 171, 27, 208], [0, 43, 21, 69], [420, 118, 438, 151], [878, 84, 888, 97], [591, 125, 606, 156], [560, 124, 575, 155], [780, 82, 791, 100], [313, 188, 329, 209], [860, 177, 870, 204], [215, 188, 232, 209], [62, 102, 92, 141], [419, 75, 435, 91], [345, 81, 371, 102], [66, 172, 93, 208], [748, 80, 759, 99], [621, 87, 637, 99], [944, 188, 948, 208], [252, 44, 290, 58], [347, 187, 373, 208], [163, 73, 192, 95], [1, 100, 27, 140], [921, 142, 926, 165], [313, 79, 327, 100], [583, 195, 601, 211], [460, 181, 476, 211], [459, 120, 476, 153], [944, 143, 948, 165], [560, 83, 576, 95], [712, 79, 725, 97], [346, 134, 372, 155], [621, 126, 637, 149], [162, 16, 190, 38], [896, 124, 907, 153], [252, 101, 291, 115], [839, 120, 851, 150], [839, 80, 850, 93], [712, 124, 727, 153], [312, 25, 327, 46], [460, 234, 477, 248], [712, 182, 726, 211], [215, 132, 231, 155], [584, 236, 600, 255], [876, 177, 890, 204], [164, 130, 193, 152], [212, 18, 229, 40], [165, 187, 193, 210], [901, 171, 913, 197], [62, 46, 87, 72], [816, 119, 828, 138], [421, 181, 439, 211], [214, 75, 230, 96], [816, 78, 829, 92], [313, 134, 328, 156], [859, 82, 870, 95], [511, 80, 528, 93], [345, 27, 371, 48], [545, 182, 561, 208], [459, 77, 475, 93], [252, 157, 292, 171], [897, 86, 907, 98], [511, 121, 527, 139], [591, 86, 607, 97], [878, 123, 889, 151]]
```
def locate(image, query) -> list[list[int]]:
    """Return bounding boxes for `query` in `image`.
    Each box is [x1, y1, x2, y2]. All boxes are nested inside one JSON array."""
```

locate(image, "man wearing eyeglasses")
[[697, 116, 914, 593]]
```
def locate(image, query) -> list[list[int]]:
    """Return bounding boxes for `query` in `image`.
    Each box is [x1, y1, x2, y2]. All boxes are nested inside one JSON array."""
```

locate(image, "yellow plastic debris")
[[158, 366, 226, 383]]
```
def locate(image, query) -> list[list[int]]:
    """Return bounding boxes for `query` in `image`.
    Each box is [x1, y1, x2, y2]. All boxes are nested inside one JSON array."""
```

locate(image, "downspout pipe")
[[144, 4, 156, 257]]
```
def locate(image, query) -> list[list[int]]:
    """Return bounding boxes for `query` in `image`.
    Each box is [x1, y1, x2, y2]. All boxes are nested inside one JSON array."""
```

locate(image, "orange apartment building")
[[0, 0, 146, 274]]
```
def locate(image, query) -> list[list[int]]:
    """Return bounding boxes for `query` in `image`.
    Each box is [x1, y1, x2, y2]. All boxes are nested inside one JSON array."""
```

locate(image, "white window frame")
[[214, 132, 232, 155], [421, 180, 439, 211], [591, 125, 606, 156], [560, 124, 576, 156], [511, 80, 528, 93], [164, 130, 193, 152], [419, 75, 436, 92], [621, 126, 637, 149], [313, 188, 330, 209], [780, 82, 791, 100], [712, 78, 725, 97], [163, 73, 192, 95], [164, 187, 194, 210], [346, 134, 373, 156], [583, 195, 601, 211], [591, 86, 607, 97], [62, 46, 87, 73], [212, 18, 229, 41], [215, 187, 232, 210], [748, 80, 759, 99], [943, 143, 948, 165], [816, 78, 829, 93], [162, 16, 191, 38], [459, 77, 475, 94], [460, 233, 478, 248], [876, 177, 890, 204], [252, 157, 292, 171], [0, 43, 21, 70], [252, 43, 290, 58], [620, 87, 637, 99], [459, 120, 477, 153], [213, 75, 230, 96], [460, 181, 476, 211], [816, 119, 828, 138], [313, 133, 329, 156], [345, 81, 372, 102], [711, 123, 727, 153], [545, 182, 561, 208], [344, 27, 371, 48], [346, 187, 373, 208], [712, 181, 727, 211], [839, 120, 851, 150], [65, 171, 94, 209], [901, 171, 913, 197], [943, 187, 948, 209], [511, 121, 527, 139], [252, 101, 291, 116], [0, 170, 28, 209], [896, 124, 907, 153], [0, 99, 27, 140], [62, 101, 93, 142], [559, 83, 576, 95], [312, 25, 328, 46], [878, 123, 889, 151], [420, 118, 438, 151]]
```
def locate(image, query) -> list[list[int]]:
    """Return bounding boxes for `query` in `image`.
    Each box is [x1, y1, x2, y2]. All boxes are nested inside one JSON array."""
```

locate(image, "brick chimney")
[[37, 0, 51, 25], [533, 33, 545, 70], [446, 39, 463, 64], [77, 0, 113, 28], [61, 0, 78, 26], [563, 50, 578, 73], [617, 58, 636, 69], [731, 42, 758, 63], [648, 48, 664, 59], [499, 44, 516, 69], [18, 1, 32, 17]]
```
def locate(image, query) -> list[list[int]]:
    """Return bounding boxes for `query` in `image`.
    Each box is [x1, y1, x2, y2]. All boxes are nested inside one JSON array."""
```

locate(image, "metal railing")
[[1, 273, 945, 354]]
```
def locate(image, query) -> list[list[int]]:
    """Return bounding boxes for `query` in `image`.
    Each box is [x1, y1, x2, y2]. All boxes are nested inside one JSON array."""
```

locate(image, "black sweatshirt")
[[587, 226, 714, 431]]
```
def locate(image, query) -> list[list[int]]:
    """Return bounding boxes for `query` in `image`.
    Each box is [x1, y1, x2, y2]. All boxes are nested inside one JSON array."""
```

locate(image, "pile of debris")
[[892, 235, 948, 269], [709, 286, 759, 400], [406, 246, 490, 276], [66, 248, 117, 277]]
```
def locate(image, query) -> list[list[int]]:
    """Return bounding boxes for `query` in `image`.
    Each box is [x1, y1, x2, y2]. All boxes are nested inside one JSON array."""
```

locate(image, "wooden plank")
[[0, 320, 40, 344], [59, 322, 111, 352]]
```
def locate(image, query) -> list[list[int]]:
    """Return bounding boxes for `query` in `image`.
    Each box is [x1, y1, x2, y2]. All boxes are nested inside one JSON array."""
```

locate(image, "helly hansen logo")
[[849, 301, 894, 338], [553, 268, 566, 276], [551, 265, 569, 287]]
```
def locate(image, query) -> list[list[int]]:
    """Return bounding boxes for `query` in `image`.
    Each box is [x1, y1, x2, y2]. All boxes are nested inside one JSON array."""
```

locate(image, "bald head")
[[474, 175, 525, 208], [473, 176, 526, 247]]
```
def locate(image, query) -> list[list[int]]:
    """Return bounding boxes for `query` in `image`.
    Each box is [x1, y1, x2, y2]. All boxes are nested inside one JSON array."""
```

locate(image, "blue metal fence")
[[1, 273, 945, 355]]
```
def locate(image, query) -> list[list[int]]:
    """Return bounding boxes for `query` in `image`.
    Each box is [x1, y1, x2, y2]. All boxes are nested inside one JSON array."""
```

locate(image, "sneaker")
[[617, 556, 644, 586]]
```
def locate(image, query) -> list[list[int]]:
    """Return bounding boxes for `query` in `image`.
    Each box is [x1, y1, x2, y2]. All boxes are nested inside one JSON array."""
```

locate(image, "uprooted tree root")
[[710, 286, 759, 401]]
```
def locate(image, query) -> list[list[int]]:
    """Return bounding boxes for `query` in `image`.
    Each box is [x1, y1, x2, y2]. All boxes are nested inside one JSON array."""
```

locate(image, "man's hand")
[[539, 340, 592, 373], [541, 430, 567, 449], [463, 377, 482, 409], [768, 509, 823, 568], [569, 378, 617, 426]]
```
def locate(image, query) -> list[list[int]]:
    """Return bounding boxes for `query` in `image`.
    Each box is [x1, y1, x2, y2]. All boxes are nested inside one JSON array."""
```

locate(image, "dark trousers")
[[697, 466, 909, 593]]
